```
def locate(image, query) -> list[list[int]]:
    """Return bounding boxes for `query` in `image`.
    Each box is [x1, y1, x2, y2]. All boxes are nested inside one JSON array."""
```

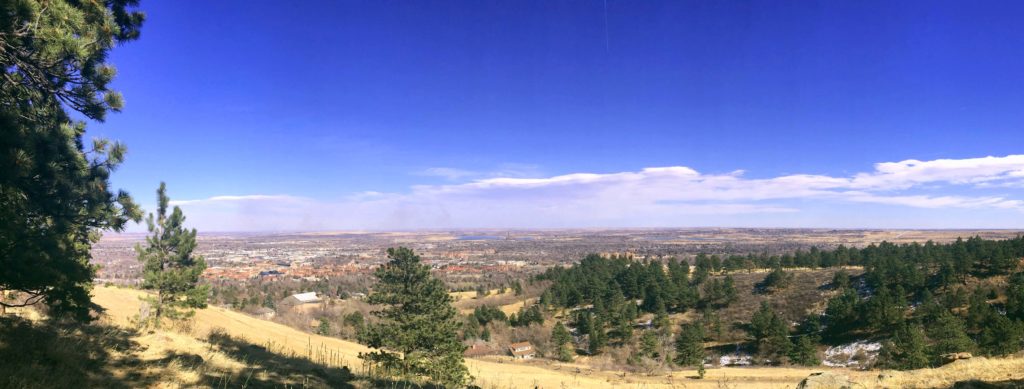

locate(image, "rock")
[[941, 352, 973, 363], [797, 372, 855, 389]]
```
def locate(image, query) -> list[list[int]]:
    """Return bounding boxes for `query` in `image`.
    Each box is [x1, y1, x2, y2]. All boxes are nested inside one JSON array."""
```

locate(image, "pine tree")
[[673, 322, 705, 367], [749, 302, 791, 364], [136, 183, 208, 328], [512, 280, 524, 296], [552, 319, 575, 362], [358, 247, 469, 387], [0, 0, 144, 320], [879, 322, 929, 370], [1006, 272, 1024, 321], [788, 335, 820, 366], [317, 318, 331, 335], [588, 316, 607, 355], [824, 288, 860, 337], [978, 314, 1024, 356], [557, 342, 575, 362], [640, 330, 660, 358], [552, 321, 572, 346], [759, 267, 793, 292], [926, 310, 975, 363], [462, 320, 479, 340], [575, 311, 593, 335]]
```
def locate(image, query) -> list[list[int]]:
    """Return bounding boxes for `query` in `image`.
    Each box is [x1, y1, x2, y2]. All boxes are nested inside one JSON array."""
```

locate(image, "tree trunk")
[[155, 291, 163, 329]]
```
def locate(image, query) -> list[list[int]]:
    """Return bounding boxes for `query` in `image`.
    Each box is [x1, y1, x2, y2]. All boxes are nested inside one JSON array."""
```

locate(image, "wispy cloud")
[[168, 155, 1024, 231], [417, 167, 478, 181], [170, 195, 305, 206], [416, 163, 544, 181]]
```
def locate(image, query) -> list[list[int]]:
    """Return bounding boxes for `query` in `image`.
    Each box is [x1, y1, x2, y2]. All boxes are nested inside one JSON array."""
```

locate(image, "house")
[[257, 269, 284, 279], [285, 292, 321, 305], [252, 307, 275, 320], [464, 343, 498, 357], [508, 341, 536, 359]]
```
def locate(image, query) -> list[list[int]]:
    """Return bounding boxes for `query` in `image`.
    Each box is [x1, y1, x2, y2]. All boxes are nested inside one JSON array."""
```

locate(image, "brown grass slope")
[[76, 286, 1024, 388]]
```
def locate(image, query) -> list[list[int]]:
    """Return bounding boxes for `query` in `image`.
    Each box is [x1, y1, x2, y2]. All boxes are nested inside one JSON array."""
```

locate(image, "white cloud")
[[851, 155, 1024, 189], [168, 154, 1024, 231], [169, 195, 305, 206]]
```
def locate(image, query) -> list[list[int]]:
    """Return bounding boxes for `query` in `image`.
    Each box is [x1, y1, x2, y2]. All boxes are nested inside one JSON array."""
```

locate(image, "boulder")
[[941, 352, 973, 364], [797, 372, 855, 389]]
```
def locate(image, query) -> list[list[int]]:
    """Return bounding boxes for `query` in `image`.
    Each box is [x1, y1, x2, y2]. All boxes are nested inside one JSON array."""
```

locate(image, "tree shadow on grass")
[[0, 316, 450, 389], [205, 329, 356, 388], [952, 379, 1024, 389], [0, 316, 145, 389], [0, 316, 360, 389]]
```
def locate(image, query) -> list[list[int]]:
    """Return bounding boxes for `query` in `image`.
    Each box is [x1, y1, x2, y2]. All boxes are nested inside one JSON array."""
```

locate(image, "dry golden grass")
[[90, 286, 1024, 388]]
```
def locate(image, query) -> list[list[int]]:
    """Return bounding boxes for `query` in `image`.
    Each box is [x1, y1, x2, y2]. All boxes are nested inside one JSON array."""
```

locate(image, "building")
[[285, 292, 321, 305], [508, 341, 536, 359]]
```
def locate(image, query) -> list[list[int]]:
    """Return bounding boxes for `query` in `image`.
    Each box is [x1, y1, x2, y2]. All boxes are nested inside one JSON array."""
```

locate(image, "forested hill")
[[535, 236, 1024, 369]]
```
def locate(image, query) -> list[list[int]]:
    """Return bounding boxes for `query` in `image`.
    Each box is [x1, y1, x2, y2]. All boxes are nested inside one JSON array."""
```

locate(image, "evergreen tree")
[[575, 311, 593, 335], [552, 321, 572, 346], [552, 321, 575, 362], [673, 322, 705, 367], [831, 270, 851, 289], [317, 318, 331, 335], [861, 286, 907, 330], [136, 183, 208, 328], [343, 311, 365, 331], [789, 335, 820, 366], [879, 322, 929, 370], [702, 309, 724, 341], [0, 0, 145, 320], [359, 247, 469, 387], [750, 302, 787, 341], [978, 314, 1024, 356], [824, 288, 860, 337], [653, 308, 671, 333], [557, 343, 574, 362], [612, 312, 633, 343], [641, 282, 665, 313], [749, 302, 791, 364], [588, 314, 608, 355], [966, 287, 996, 332], [639, 330, 660, 358], [758, 267, 793, 292], [462, 320, 479, 340], [926, 311, 975, 363], [722, 275, 738, 303], [1006, 272, 1024, 321]]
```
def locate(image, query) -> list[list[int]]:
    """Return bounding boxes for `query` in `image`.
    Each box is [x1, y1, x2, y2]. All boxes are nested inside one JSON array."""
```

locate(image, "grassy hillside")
[[84, 287, 1024, 387], [4, 285, 1023, 388]]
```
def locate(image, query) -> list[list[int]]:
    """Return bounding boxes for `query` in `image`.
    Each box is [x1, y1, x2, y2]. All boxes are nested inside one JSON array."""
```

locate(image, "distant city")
[[92, 228, 1024, 286]]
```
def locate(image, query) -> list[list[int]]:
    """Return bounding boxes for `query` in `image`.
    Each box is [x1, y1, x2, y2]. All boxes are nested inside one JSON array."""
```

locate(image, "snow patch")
[[719, 352, 753, 366], [823, 340, 881, 368]]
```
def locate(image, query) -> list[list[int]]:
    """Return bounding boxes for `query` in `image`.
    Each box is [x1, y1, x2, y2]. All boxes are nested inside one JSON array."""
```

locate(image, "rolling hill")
[[78, 286, 1024, 388]]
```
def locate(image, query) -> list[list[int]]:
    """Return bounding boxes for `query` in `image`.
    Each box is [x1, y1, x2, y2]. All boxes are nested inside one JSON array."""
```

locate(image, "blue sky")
[[92, 1, 1024, 231]]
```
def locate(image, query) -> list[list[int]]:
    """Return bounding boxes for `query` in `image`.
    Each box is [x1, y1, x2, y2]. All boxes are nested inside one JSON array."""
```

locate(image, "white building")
[[287, 292, 321, 305]]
